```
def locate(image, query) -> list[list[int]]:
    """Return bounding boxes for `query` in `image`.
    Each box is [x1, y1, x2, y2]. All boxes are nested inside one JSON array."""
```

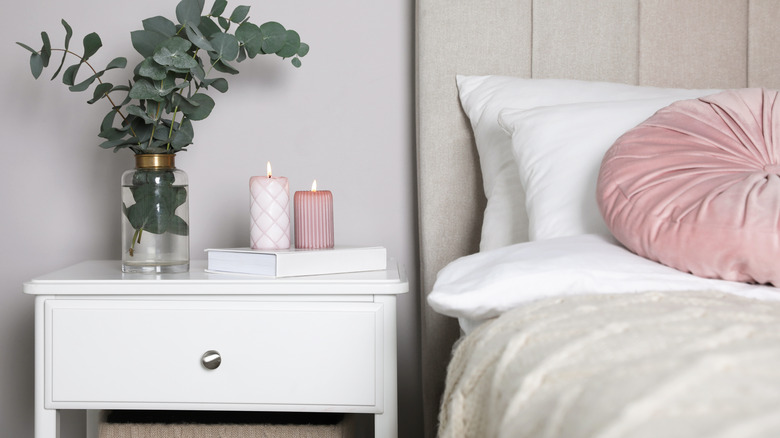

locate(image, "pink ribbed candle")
[[249, 162, 290, 250], [294, 180, 334, 249]]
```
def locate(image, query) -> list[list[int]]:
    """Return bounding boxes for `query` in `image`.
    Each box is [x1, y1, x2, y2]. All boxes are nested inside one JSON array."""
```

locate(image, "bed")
[[416, 1, 780, 437]]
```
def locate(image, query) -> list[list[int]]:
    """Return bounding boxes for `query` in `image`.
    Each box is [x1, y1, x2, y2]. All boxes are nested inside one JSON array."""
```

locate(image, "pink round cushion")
[[597, 88, 780, 286]]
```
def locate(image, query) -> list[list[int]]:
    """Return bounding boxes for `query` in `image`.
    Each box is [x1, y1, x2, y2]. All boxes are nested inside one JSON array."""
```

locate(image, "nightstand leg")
[[375, 295, 398, 438], [35, 296, 59, 438], [375, 411, 397, 438], [35, 406, 59, 438], [86, 410, 104, 438]]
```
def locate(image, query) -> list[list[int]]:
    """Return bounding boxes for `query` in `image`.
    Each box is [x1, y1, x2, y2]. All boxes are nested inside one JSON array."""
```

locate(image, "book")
[[204, 246, 387, 277]]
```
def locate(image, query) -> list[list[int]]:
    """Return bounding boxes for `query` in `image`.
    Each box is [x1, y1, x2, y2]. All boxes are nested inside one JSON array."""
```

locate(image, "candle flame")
[[311, 180, 317, 192], [266, 161, 272, 178]]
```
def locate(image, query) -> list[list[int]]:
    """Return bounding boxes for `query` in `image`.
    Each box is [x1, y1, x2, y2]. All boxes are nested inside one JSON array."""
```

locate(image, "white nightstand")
[[24, 259, 408, 438]]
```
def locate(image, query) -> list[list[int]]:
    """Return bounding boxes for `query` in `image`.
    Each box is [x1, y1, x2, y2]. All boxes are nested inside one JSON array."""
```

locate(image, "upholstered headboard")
[[415, 1, 780, 436]]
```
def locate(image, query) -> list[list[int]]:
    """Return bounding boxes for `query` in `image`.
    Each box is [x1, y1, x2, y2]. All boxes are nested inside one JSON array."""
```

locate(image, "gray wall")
[[0, 0, 420, 436]]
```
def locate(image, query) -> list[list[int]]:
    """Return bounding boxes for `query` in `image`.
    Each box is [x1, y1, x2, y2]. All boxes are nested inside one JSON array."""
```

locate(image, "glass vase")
[[121, 154, 189, 273]]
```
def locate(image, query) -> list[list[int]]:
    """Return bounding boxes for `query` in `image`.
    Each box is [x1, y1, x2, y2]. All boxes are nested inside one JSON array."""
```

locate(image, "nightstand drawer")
[[45, 299, 383, 410]]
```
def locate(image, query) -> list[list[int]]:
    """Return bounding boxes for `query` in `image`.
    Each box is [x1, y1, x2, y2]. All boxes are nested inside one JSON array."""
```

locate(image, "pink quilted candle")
[[249, 162, 290, 250], [294, 180, 334, 249]]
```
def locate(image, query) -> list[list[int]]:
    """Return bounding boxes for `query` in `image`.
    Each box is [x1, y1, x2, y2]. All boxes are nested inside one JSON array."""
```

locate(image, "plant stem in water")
[[129, 227, 143, 256]]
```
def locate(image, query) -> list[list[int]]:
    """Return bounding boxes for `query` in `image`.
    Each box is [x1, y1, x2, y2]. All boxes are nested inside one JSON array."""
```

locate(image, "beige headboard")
[[416, 1, 780, 436]]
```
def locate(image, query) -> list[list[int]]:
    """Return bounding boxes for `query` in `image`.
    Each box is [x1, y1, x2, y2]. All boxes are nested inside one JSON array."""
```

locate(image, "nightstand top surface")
[[24, 259, 408, 296]]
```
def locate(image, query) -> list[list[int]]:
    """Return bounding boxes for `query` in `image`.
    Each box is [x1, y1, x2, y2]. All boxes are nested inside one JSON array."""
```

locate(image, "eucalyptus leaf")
[[126, 175, 189, 236], [138, 58, 167, 80], [100, 137, 133, 149], [50, 20, 74, 81], [40, 32, 51, 67], [291, 57, 301, 68], [297, 42, 310, 57], [159, 74, 187, 94], [153, 38, 198, 72], [142, 16, 178, 37], [99, 126, 127, 141], [174, 185, 187, 207], [199, 77, 228, 92], [210, 77, 228, 92], [131, 30, 168, 58], [176, 0, 203, 27], [170, 118, 194, 149], [16, 42, 37, 54], [29, 53, 44, 79], [153, 125, 172, 141], [235, 21, 262, 57], [99, 110, 118, 136], [87, 82, 113, 103], [185, 23, 214, 52], [229, 5, 250, 23], [276, 30, 301, 58], [174, 93, 215, 120], [218, 16, 230, 31], [129, 79, 166, 102], [130, 120, 154, 148], [126, 194, 163, 233], [106, 57, 128, 70], [157, 36, 193, 54], [61, 19, 73, 49], [209, 33, 239, 61], [62, 63, 80, 86], [259, 21, 286, 54], [167, 214, 189, 236], [190, 62, 207, 81], [127, 105, 157, 123], [209, 0, 227, 17], [69, 72, 104, 92], [211, 58, 239, 74], [198, 17, 222, 39], [82, 32, 102, 61]]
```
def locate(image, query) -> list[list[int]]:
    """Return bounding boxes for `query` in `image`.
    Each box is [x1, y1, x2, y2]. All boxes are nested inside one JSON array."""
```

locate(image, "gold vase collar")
[[135, 154, 175, 169]]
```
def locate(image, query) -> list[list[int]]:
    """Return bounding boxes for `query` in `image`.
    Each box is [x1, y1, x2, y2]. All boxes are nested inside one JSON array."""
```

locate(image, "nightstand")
[[24, 259, 408, 438]]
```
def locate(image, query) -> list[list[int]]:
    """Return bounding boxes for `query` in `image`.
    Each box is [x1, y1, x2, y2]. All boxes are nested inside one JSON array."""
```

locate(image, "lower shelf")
[[99, 410, 357, 438]]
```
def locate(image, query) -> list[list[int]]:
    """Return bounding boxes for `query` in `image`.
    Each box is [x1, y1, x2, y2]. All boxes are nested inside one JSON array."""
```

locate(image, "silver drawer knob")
[[201, 350, 221, 370]]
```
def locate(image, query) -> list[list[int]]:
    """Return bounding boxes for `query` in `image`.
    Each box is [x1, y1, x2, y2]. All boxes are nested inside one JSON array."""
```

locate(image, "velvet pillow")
[[598, 88, 780, 286]]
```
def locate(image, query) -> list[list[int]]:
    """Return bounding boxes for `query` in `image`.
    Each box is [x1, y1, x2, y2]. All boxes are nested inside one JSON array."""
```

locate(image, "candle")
[[249, 162, 290, 250], [294, 180, 334, 249]]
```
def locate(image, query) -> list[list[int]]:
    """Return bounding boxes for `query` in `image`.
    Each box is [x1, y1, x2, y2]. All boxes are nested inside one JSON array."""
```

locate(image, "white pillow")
[[428, 234, 780, 323], [456, 75, 719, 250], [498, 95, 715, 241]]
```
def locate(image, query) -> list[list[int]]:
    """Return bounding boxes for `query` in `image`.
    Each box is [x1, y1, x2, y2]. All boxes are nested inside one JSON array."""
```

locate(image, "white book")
[[204, 246, 387, 277]]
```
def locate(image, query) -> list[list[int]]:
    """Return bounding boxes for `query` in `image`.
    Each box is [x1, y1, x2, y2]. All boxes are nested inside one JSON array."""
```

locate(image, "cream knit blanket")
[[438, 291, 780, 438]]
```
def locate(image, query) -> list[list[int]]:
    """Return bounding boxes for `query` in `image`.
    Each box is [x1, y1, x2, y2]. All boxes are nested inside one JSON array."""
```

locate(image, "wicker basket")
[[98, 411, 356, 438]]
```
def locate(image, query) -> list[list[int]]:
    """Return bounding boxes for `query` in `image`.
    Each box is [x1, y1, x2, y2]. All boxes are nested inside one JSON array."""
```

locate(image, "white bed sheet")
[[429, 235, 780, 334]]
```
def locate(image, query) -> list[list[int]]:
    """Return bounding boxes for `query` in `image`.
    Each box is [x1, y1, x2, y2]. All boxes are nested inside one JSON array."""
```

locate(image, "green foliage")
[[17, 0, 308, 155], [122, 168, 189, 245], [123, 169, 189, 236], [17, 0, 307, 243]]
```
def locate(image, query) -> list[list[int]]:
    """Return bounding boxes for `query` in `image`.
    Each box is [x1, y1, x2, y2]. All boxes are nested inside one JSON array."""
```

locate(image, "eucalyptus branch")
[[49, 49, 121, 112], [19, 0, 310, 249], [18, 0, 309, 155]]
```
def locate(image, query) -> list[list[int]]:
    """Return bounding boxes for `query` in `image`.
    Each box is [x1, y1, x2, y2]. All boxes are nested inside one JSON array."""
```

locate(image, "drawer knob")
[[201, 350, 222, 370]]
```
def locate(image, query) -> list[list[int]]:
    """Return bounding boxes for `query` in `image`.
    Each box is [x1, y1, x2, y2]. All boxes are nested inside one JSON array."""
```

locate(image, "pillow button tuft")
[[762, 164, 780, 175]]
